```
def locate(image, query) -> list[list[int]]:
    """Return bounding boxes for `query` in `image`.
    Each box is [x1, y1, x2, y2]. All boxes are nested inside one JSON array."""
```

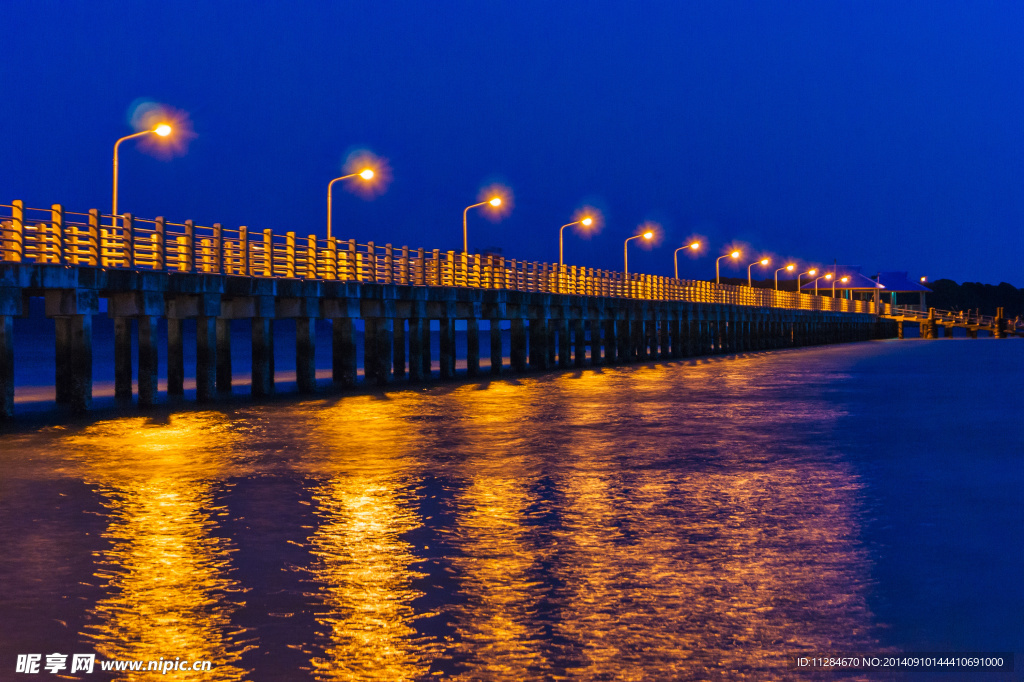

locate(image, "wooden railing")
[[1, 200, 884, 314]]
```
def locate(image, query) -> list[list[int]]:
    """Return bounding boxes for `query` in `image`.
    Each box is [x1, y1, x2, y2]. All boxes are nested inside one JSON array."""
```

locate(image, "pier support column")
[[196, 317, 216, 402], [296, 318, 316, 393], [167, 318, 184, 396], [138, 316, 159, 408], [393, 319, 407, 380], [0, 316, 12, 418], [407, 319, 424, 381], [588, 318, 603, 365], [573, 319, 586, 367], [616, 316, 631, 362], [659, 316, 670, 359], [466, 318, 480, 377], [557, 318, 571, 368], [510, 318, 527, 372], [421, 320, 433, 378], [529, 318, 549, 370], [216, 318, 232, 395], [489, 320, 503, 375], [439, 317, 455, 379], [331, 318, 357, 388], [546, 319, 557, 368], [252, 318, 275, 396], [54, 315, 92, 414], [364, 318, 392, 385], [603, 319, 617, 363], [114, 317, 133, 402]]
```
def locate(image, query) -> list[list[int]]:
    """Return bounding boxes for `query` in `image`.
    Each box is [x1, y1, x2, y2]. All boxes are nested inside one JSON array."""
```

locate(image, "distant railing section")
[[891, 305, 1019, 329], [1, 200, 884, 314]]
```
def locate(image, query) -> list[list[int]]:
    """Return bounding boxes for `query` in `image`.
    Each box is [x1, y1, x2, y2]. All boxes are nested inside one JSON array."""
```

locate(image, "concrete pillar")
[[167, 318, 184, 396], [363, 318, 379, 383], [967, 327, 978, 339], [529, 318, 549, 370], [408, 318, 424, 381], [557, 318, 571, 368], [573, 318, 586, 367], [510, 318, 527, 372], [489, 320, 503, 375], [332, 318, 357, 388], [365, 318, 392, 385], [589, 318, 603, 365], [252, 317, 275, 396], [546, 319, 557, 367], [439, 317, 455, 379], [659, 316, 670, 359], [138, 316, 159, 408], [296, 317, 316, 393], [196, 316, 216, 402], [421, 320, 433, 378], [466, 317, 480, 377], [603, 319, 617, 363], [216, 318, 232, 394], [114, 316, 133, 402], [1, 315, 14, 418], [54, 315, 92, 414], [393, 319, 407, 380], [617, 316, 631, 362]]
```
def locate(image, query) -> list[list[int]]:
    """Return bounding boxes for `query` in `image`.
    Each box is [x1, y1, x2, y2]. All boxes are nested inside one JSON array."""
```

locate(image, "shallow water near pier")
[[1, 339, 1022, 680]]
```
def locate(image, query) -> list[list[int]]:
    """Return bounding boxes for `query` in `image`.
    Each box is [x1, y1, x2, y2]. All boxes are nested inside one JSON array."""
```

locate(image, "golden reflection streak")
[[441, 382, 551, 680], [545, 364, 881, 679], [303, 396, 440, 681], [61, 413, 253, 682]]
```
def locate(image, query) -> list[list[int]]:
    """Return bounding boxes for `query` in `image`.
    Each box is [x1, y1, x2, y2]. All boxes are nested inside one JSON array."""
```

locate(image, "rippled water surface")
[[1, 339, 1022, 680]]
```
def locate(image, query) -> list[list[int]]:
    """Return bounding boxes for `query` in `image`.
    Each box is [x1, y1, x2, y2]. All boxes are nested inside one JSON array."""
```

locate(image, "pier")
[[0, 199, 915, 417]]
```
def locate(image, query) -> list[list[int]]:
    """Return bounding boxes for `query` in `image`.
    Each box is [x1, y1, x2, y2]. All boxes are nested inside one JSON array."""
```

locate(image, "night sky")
[[3, 1, 1022, 286]]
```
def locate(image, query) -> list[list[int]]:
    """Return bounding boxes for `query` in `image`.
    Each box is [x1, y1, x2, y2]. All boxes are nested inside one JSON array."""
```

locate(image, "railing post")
[[324, 236, 336, 280], [50, 204, 65, 264], [154, 217, 166, 270], [347, 239, 358, 280], [400, 245, 410, 284], [285, 231, 296, 278], [384, 243, 394, 284], [262, 229, 273, 276], [87, 209, 99, 266], [212, 222, 223, 274], [122, 213, 134, 268], [239, 225, 249, 276], [184, 220, 195, 273], [367, 241, 376, 282], [307, 234, 317, 279], [416, 247, 426, 285], [3, 200, 24, 263]]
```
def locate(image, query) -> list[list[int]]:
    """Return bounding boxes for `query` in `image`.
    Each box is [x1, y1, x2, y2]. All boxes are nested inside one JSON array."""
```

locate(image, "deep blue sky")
[[3, 1, 1023, 285]]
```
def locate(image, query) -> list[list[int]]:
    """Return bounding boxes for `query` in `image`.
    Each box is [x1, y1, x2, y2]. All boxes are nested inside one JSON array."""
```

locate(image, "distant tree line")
[[924, 279, 1023, 318], [719, 277, 1023, 318]]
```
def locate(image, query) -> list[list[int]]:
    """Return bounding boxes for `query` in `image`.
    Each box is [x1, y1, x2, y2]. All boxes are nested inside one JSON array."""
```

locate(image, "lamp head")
[[489, 197, 502, 207], [581, 217, 593, 227], [730, 250, 740, 258], [359, 169, 375, 180], [841, 276, 849, 283], [825, 274, 833, 280], [808, 269, 817, 276], [920, 276, 927, 282], [760, 258, 769, 265], [786, 264, 795, 271], [689, 242, 700, 249], [642, 231, 653, 239], [154, 124, 172, 137]]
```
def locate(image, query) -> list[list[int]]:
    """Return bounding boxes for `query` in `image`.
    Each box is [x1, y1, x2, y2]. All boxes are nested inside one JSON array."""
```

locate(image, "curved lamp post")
[[463, 197, 501, 254], [326, 168, 375, 240], [747, 258, 770, 287], [774, 263, 795, 290], [559, 216, 593, 267], [813, 272, 832, 295], [673, 242, 700, 279], [797, 268, 817, 293], [833, 275, 849, 298], [624, 229, 654, 276], [112, 123, 172, 228], [715, 250, 740, 285]]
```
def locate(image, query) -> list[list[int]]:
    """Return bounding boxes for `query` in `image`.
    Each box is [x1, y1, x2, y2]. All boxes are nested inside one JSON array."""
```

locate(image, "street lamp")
[[673, 242, 700, 279], [463, 197, 502, 254], [774, 263, 795, 290], [813, 272, 832, 295], [797, 268, 817, 293], [624, 229, 654, 276], [747, 257, 770, 287], [715, 250, 740, 285], [112, 123, 173, 228], [833, 275, 849, 298], [326, 168, 375, 240], [559, 216, 594, 267]]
